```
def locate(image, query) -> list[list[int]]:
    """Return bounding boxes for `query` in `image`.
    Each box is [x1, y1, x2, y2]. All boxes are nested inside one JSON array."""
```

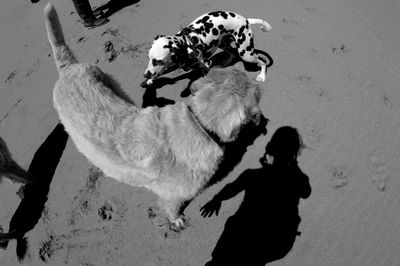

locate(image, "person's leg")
[[72, 0, 109, 28]]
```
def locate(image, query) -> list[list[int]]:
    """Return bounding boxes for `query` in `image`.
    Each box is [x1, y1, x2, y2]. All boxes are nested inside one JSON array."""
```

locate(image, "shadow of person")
[[206, 115, 269, 187], [201, 126, 311, 266], [176, 115, 269, 223], [94, 0, 140, 19], [0, 122, 68, 261]]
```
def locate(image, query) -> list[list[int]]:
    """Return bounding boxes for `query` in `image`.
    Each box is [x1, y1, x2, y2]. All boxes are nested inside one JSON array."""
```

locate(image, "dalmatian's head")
[[144, 35, 183, 83]]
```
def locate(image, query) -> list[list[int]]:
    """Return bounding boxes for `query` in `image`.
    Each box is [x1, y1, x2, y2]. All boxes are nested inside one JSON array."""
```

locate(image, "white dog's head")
[[144, 35, 183, 83], [189, 67, 263, 142]]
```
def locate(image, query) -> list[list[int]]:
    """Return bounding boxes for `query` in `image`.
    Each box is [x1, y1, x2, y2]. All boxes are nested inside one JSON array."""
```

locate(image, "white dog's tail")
[[247, 18, 272, 32], [44, 3, 78, 72]]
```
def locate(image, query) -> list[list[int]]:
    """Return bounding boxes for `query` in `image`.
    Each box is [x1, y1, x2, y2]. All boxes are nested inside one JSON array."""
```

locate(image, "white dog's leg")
[[257, 63, 266, 82], [159, 197, 186, 228]]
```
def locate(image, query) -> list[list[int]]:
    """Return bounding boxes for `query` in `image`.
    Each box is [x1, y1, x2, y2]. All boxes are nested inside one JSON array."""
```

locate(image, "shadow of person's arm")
[[200, 169, 250, 217]]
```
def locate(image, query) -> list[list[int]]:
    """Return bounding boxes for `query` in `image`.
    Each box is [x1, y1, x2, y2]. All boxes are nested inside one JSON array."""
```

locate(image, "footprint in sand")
[[282, 18, 302, 26], [147, 206, 166, 227], [368, 148, 391, 192], [103, 40, 119, 62], [300, 116, 327, 150], [4, 69, 18, 83], [25, 59, 40, 77], [98, 26, 151, 63], [327, 165, 350, 189], [38, 235, 64, 262], [68, 167, 103, 226], [98, 201, 113, 221], [331, 44, 350, 55], [98, 196, 128, 223]]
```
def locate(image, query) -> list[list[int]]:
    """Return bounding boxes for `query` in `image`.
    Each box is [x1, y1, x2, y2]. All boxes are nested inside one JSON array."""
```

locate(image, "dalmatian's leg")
[[237, 32, 267, 82], [216, 37, 238, 67]]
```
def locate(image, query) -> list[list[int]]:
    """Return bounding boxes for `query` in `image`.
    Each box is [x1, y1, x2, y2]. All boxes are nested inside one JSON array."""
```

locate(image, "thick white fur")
[[44, 3, 262, 227], [0, 137, 32, 184]]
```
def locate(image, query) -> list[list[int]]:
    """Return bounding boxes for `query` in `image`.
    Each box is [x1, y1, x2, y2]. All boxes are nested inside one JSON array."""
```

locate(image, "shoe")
[[93, 9, 104, 17], [83, 17, 110, 28], [73, 0, 109, 28]]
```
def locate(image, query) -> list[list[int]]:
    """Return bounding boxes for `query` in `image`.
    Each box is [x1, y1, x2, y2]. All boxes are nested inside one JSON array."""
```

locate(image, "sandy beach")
[[1, 0, 400, 265]]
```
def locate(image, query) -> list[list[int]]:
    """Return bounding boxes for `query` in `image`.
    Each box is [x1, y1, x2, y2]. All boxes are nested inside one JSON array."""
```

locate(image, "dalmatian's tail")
[[44, 3, 78, 72], [247, 18, 272, 32]]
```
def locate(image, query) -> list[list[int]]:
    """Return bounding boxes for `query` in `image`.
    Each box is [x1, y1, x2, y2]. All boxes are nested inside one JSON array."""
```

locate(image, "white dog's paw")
[[256, 74, 266, 82], [174, 217, 186, 228], [169, 216, 187, 231]]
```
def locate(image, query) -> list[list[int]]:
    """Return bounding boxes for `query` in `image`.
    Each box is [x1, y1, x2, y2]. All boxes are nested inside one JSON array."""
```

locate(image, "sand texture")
[[1, 0, 400, 265]]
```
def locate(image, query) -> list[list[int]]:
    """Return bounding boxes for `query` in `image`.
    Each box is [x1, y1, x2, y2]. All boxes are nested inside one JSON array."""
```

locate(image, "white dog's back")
[[44, 4, 262, 227], [45, 3, 222, 189]]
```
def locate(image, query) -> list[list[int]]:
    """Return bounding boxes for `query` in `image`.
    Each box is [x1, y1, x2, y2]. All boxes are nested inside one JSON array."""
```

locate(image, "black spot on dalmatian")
[[201, 16, 210, 23], [238, 26, 245, 37], [163, 41, 174, 50], [246, 38, 254, 51], [212, 28, 219, 35], [152, 58, 164, 66], [239, 50, 245, 57], [155, 34, 165, 40], [204, 21, 215, 34], [229, 12, 236, 17], [218, 25, 224, 30], [208, 11, 229, 19], [237, 25, 246, 45]]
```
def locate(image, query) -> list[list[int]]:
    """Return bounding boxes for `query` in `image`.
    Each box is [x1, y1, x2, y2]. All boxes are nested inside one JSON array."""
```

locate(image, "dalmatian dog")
[[144, 11, 271, 86]]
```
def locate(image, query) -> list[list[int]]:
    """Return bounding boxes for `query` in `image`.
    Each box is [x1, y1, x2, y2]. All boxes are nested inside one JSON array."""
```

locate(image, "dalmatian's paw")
[[256, 74, 266, 82]]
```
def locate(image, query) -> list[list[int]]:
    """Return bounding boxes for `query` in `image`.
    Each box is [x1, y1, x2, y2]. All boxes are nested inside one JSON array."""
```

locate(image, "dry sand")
[[1, 0, 400, 265]]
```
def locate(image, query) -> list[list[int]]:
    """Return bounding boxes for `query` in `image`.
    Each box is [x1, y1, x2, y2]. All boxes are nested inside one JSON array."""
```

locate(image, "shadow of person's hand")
[[200, 198, 222, 217]]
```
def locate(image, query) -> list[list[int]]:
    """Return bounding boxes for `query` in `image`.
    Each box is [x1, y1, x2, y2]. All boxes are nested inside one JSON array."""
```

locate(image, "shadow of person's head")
[[260, 126, 304, 167]]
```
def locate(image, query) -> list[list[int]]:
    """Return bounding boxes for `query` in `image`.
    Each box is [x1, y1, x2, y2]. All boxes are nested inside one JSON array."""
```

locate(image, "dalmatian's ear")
[[155, 34, 166, 40]]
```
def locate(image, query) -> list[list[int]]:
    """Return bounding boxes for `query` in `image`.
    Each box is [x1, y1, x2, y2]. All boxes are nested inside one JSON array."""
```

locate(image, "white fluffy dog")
[[44, 3, 263, 228]]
